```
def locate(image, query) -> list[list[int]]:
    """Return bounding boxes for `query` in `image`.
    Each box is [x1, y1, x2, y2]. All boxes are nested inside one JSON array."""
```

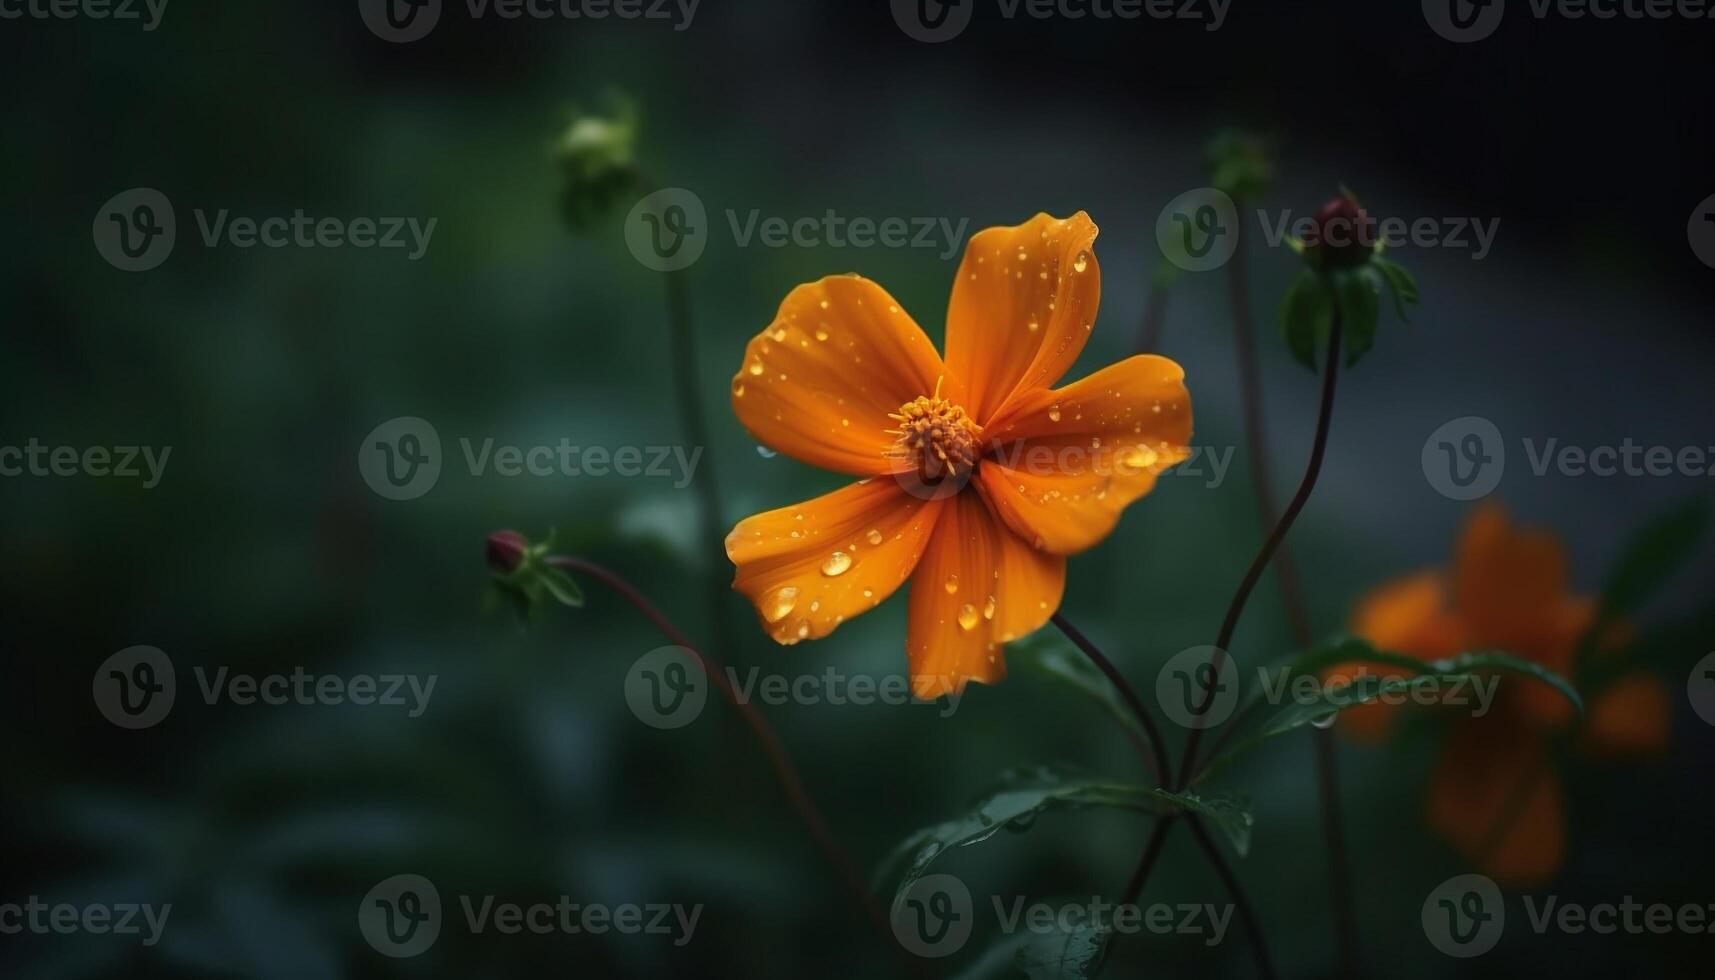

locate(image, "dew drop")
[[821, 551, 853, 576], [958, 603, 981, 631], [755, 445, 777, 459], [944, 574, 959, 595], [1073, 251, 1090, 273], [748, 358, 764, 376], [765, 587, 800, 623], [866, 528, 884, 545], [1048, 405, 1062, 423], [983, 595, 996, 620]]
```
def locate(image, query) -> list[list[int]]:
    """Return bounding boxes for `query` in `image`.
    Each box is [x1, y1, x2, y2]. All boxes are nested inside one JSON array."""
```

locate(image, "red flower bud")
[[1304, 196, 1377, 269], [486, 530, 529, 574]]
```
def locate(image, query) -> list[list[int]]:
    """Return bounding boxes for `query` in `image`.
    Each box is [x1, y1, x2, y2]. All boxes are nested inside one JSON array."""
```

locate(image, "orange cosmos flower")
[[725, 212, 1192, 700], [1328, 503, 1669, 884]]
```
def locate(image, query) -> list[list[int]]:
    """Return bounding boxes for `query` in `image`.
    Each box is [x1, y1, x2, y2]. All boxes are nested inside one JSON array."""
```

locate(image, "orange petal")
[[1583, 673, 1670, 756], [943, 212, 1102, 424], [1332, 571, 1465, 740], [972, 355, 1193, 555], [1427, 720, 1565, 886], [727, 479, 946, 645], [1453, 503, 1571, 653], [905, 492, 1065, 700], [733, 275, 953, 476]]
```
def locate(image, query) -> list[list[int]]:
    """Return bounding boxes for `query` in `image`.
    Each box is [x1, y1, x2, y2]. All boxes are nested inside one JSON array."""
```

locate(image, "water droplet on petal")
[[748, 358, 765, 376], [821, 552, 853, 576], [1073, 251, 1090, 273], [765, 587, 799, 623], [1048, 405, 1062, 423], [958, 604, 980, 631], [944, 574, 959, 595], [866, 528, 884, 545], [756, 445, 777, 459], [983, 595, 996, 620]]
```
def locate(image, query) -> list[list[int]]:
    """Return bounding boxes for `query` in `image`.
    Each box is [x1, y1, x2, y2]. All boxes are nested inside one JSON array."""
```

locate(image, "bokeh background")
[[3, 1, 1713, 976]]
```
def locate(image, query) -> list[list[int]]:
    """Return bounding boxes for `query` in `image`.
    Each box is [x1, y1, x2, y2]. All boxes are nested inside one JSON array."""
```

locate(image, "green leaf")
[[1015, 922, 1113, 979], [1371, 255, 1420, 323], [1197, 637, 1583, 783], [953, 921, 1113, 980], [1280, 269, 1332, 372], [880, 767, 1250, 903], [1597, 498, 1708, 621], [1334, 267, 1381, 368], [1012, 635, 1153, 759], [538, 566, 586, 607]]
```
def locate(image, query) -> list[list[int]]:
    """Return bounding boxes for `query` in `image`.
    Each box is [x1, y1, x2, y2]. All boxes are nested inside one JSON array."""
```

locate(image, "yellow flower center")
[[887, 380, 981, 482]]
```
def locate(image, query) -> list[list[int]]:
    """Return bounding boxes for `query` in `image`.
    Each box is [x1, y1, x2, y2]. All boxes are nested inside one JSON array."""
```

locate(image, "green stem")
[[546, 555, 920, 975], [1227, 222, 1356, 979], [661, 268, 733, 657]]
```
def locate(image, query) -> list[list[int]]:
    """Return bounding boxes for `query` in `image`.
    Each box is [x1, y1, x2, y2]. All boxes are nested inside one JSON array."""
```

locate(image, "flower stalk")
[[539, 554, 908, 970]]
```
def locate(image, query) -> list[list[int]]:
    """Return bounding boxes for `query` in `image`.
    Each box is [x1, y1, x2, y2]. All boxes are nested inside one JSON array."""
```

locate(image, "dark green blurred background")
[[3, 1, 1714, 977]]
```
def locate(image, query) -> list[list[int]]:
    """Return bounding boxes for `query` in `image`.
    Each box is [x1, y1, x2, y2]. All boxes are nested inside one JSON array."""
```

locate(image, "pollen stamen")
[[886, 379, 982, 481]]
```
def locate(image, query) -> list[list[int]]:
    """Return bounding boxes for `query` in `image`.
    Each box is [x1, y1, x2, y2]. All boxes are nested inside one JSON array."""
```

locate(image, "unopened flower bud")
[[1304, 195, 1377, 270], [487, 530, 529, 575]]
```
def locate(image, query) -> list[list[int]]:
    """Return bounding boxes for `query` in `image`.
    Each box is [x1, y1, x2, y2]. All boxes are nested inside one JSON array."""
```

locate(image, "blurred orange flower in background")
[[725, 212, 1193, 700], [1329, 503, 1670, 884]]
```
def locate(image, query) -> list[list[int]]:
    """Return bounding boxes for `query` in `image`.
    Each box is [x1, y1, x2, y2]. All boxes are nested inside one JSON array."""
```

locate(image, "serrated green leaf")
[[1015, 922, 1113, 979], [1335, 267, 1381, 368], [1197, 637, 1583, 783], [880, 767, 1250, 904], [1280, 269, 1332, 372], [952, 920, 1113, 980]]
